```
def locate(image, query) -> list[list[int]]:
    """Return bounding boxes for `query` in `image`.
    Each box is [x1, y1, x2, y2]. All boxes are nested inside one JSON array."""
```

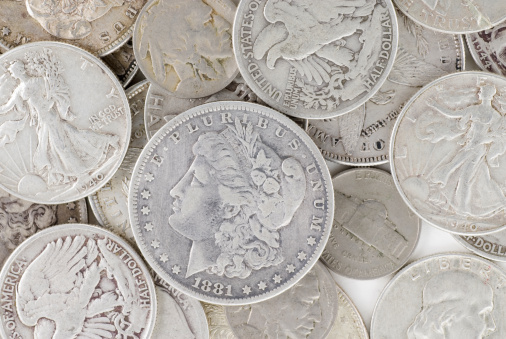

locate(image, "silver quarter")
[[306, 12, 464, 166], [129, 101, 333, 304], [394, 0, 506, 34], [89, 80, 148, 246], [0, 42, 131, 204], [467, 22, 506, 77], [321, 168, 420, 279], [371, 253, 504, 338], [329, 281, 369, 339], [0, 187, 87, 268], [233, 0, 398, 119], [152, 273, 209, 339], [144, 76, 262, 139], [133, 0, 239, 98], [102, 39, 138, 88], [0, 223, 157, 339], [225, 261, 337, 339], [391, 71, 506, 235], [455, 232, 506, 262], [0, 0, 146, 56]]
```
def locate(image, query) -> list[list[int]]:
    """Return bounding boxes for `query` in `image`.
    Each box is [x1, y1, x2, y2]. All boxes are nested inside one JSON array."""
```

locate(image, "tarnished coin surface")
[[144, 76, 261, 139], [102, 39, 138, 88], [225, 261, 338, 339], [371, 253, 504, 338], [152, 273, 209, 339], [456, 232, 506, 262], [391, 72, 506, 235], [321, 168, 420, 279], [467, 22, 506, 76], [0, 42, 130, 204], [394, 0, 506, 34], [0, 187, 87, 267], [133, 0, 238, 98], [129, 101, 333, 304], [306, 12, 464, 166], [89, 80, 148, 246], [0, 0, 146, 56], [0, 224, 157, 339], [233, 0, 398, 119]]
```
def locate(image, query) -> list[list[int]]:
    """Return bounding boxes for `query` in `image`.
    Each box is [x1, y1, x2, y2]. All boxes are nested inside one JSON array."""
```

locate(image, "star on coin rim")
[[128, 101, 334, 305]]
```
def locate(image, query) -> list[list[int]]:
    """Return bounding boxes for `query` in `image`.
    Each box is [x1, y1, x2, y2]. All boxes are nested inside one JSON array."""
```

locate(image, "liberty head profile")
[[168, 118, 306, 279]]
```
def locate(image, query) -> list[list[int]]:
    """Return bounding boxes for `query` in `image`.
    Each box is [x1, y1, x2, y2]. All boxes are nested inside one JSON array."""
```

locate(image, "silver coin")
[[89, 80, 148, 246], [133, 0, 239, 98], [306, 12, 464, 166], [233, 0, 398, 119], [152, 273, 209, 339], [394, 0, 506, 34], [321, 168, 420, 279], [129, 101, 333, 304], [329, 282, 369, 339], [0, 223, 157, 339], [203, 303, 237, 339], [371, 253, 504, 338], [455, 232, 506, 262], [467, 22, 506, 76], [0, 0, 146, 56], [102, 39, 138, 88], [391, 71, 506, 235], [225, 261, 337, 339], [0, 187, 87, 267], [0, 42, 131, 204], [144, 76, 262, 139]]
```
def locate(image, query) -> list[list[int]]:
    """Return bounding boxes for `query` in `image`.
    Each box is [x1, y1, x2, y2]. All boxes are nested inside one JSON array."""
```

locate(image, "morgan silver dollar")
[[129, 101, 334, 305], [233, 0, 398, 119], [0, 42, 131, 205], [0, 224, 157, 339]]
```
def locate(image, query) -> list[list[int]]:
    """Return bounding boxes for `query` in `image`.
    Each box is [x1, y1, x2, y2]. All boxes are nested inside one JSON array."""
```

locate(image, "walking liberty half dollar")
[[0, 224, 157, 339], [0, 42, 131, 205], [233, 0, 398, 119], [371, 253, 504, 338], [129, 102, 334, 304], [391, 72, 506, 235]]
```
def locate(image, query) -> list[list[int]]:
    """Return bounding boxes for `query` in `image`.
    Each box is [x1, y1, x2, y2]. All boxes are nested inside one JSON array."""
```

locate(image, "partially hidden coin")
[[0, 42, 131, 204], [102, 39, 138, 88], [89, 80, 148, 246], [394, 0, 506, 34], [0, 187, 87, 268], [321, 168, 420, 279], [0, 224, 157, 339], [133, 0, 239, 98], [225, 261, 338, 339], [306, 11, 464, 166], [129, 101, 334, 304], [233, 0, 398, 119], [467, 22, 506, 77], [391, 71, 506, 235], [455, 231, 506, 262], [371, 253, 504, 338]]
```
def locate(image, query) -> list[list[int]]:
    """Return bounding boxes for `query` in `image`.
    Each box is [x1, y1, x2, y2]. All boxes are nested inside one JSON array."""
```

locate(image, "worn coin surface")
[[102, 39, 138, 88], [129, 101, 333, 304], [467, 22, 506, 77], [133, 0, 238, 98], [233, 0, 398, 119], [0, 223, 157, 339], [306, 12, 464, 166], [391, 72, 506, 235], [329, 282, 369, 339], [152, 273, 209, 339], [455, 232, 506, 262], [394, 0, 506, 34], [321, 168, 420, 279], [0, 42, 130, 204], [203, 303, 236, 339], [371, 253, 504, 338], [0, 0, 146, 56], [0, 188, 87, 267], [225, 261, 337, 339], [144, 76, 261, 139], [89, 80, 148, 246]]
